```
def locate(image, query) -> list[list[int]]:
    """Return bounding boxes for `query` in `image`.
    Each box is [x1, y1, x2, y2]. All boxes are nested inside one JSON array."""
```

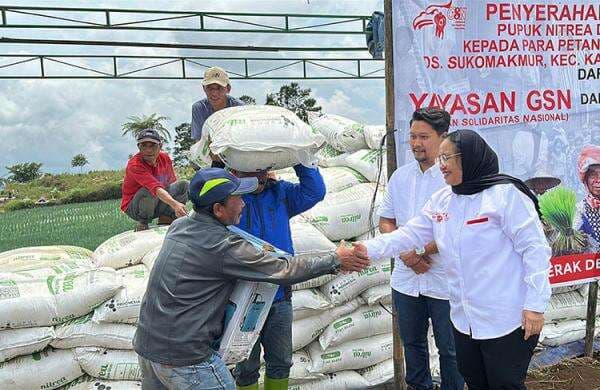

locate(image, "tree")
[[238, 95, 256, 105], [265, 82, 321, 123], [172, 123, 195, 167], [71, 154, 89, 173], [121, 113, 171, 142], [5, 162, 43, 183]]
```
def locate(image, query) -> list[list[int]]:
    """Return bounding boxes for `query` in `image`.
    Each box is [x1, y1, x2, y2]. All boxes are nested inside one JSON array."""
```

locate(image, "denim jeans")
[[234, 299, 293, 386], [138, 353, 235, 390], [393, 290, 464, 390]]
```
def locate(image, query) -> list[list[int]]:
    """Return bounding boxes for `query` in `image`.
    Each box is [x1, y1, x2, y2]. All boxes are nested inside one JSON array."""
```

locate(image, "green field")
[[0, 199, 135, 252]]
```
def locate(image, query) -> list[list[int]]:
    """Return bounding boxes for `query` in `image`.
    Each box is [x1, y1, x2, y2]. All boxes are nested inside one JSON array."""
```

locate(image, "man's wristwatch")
[[415, 246, 426, 256]]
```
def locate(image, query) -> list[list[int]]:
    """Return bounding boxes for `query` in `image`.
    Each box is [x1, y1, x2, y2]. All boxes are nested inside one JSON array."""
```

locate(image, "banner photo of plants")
[[542, 145, 600, 287]]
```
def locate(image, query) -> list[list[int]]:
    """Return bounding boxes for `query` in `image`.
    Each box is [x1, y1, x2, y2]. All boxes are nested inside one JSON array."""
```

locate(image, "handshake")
[[334, 240, 371, 273]]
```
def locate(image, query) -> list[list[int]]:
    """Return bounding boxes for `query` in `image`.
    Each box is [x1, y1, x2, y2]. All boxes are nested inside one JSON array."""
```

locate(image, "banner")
[[392, 0, 600, 285]]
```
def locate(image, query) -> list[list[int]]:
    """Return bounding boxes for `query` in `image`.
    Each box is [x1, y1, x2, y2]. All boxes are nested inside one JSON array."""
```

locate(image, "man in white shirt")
[[379, 108, 463, 389]]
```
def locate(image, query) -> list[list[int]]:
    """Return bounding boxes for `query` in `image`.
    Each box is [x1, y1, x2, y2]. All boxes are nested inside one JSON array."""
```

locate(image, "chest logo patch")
[[431, 212, 449, 223]]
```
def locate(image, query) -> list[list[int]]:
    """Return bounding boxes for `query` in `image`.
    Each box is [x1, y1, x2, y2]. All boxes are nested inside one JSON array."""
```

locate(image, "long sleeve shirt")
[[365, 184, 552, 339], [237, 165, 326, 301], [379, 161, 449, 299], [134, 211, 340, 366]]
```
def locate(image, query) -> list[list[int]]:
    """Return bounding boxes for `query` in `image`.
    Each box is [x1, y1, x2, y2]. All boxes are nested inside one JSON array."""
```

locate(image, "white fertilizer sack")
[[0, 326, 55, 362], [308, 333, 393, 373], [292, 298, 364, 352], [302, 183, 383, 241], [292, 288, 334, 321], [319, 304, 393, 349], [92, 227, 167, 270], [52, 313, 135, 350], [308, 113, 367, 153], [93, 264, 149, 324], [357, 358, 394, 387], [364, 125, 387, 150], [0, 246, 92, 271], [288, 370, 369, 390], [0, 267, 122, 329], [320, 260, 391, 305], [360, 284, 392, 306], [75, 347, 142, 381], [198, 105, 326, 172], [0, 348, 83, 390]]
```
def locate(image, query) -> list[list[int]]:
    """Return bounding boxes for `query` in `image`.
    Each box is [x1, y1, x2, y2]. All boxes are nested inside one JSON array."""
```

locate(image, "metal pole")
[[39, 56, 45, 77], [384, 1, 405, 389], [584, 281, 598, 357]]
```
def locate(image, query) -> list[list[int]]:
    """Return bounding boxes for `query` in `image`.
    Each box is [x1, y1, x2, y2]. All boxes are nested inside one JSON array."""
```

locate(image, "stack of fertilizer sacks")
[[251, 112, 437, 389], [538, 282, 600, 349], [0, 236, 168, 390], [0, 107, 443, 390]]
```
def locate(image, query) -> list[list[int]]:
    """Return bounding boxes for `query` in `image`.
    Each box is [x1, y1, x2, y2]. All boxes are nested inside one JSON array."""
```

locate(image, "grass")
[[0, 166, 195, 212], [0, 170, 125, 212], [0, 199, 134, 252]]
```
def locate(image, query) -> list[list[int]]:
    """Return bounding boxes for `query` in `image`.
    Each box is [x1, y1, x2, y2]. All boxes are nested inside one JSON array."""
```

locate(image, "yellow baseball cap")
[[202, 66, 230, 87]]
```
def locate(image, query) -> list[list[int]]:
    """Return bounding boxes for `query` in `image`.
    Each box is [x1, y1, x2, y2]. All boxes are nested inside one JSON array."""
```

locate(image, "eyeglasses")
[[435, 153, 461, 166]]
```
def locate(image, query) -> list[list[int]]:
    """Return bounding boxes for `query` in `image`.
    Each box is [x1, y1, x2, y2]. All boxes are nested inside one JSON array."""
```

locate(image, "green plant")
[[265, 82, 321, 123], [4, 199, 35, 212], [71, 154, 89, 173], [0, 199, 134, 251], [121, 113, 171, 142], [539, 187, 587, 255], [5, 162, 43, 183], [172, 123, 194, 168], [238, 95, 256, 105]]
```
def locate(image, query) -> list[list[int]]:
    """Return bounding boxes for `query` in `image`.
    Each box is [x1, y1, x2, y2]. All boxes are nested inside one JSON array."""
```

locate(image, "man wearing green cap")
[[134, 168, 371, 390]]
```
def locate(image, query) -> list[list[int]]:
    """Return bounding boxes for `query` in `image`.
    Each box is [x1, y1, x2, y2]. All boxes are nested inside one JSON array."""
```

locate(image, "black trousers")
[[453, 327, 538, 390]]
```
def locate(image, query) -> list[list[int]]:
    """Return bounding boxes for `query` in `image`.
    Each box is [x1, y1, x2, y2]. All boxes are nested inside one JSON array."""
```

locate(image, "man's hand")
[[351, 241, 369, 259], [335, 240, 370, 273], [399, 250, 431, 274], [522, 310, 544, 340], [171, 201, 189, 218]]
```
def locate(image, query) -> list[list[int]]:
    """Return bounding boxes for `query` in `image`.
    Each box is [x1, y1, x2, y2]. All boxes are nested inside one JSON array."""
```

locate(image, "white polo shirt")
[[367, 184, 551, 339], [379, 161, 449, 300]]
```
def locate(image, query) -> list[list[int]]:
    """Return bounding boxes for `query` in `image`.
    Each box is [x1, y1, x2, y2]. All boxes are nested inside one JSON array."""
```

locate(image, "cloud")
[[0, 0, 384, 175]]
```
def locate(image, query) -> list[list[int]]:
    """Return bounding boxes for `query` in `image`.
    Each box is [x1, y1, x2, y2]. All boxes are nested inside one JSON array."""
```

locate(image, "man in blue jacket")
[[232, 165, 326, 390]]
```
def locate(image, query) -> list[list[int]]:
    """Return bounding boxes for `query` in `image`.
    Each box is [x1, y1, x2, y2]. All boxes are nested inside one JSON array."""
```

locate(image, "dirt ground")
[[526, 357, 600, 390]]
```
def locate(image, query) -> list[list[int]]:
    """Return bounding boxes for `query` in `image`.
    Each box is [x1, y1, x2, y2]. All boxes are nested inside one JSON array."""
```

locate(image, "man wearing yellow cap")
[[191, 66, 245, 142]]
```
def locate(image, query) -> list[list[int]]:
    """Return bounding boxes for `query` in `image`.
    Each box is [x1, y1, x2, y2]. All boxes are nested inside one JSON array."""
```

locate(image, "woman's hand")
[[522, 310, 544, 340]]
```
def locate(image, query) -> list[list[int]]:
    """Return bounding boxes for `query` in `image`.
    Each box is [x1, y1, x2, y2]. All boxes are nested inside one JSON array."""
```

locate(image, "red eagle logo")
[[412, 0, 454, 39]]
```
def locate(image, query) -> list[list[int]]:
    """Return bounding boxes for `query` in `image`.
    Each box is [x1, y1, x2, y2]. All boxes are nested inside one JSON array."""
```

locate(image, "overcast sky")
[[0, 0, 385, 177]]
